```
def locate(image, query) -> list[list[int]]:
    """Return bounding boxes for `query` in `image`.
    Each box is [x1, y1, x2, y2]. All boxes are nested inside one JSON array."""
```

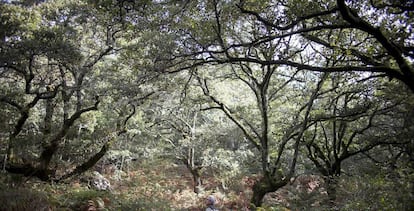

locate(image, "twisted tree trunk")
[[251, 175, 289, 207]]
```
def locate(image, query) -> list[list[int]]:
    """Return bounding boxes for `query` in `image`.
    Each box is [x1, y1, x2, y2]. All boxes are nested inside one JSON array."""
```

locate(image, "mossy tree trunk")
[[251, 174, 289, 207], [191, 166, 203, 194], [325, 175, 339, 207]]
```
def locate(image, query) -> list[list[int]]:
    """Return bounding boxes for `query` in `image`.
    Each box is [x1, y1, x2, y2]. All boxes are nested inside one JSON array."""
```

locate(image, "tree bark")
[[325, 176, 339, 208], [191, 166, 203, 194], [325, 162, 341, 208], [250, 175, 288, 207], [58, 141, 111, 181], [336, 0, 414, 92], [182, 154, 204, 194]]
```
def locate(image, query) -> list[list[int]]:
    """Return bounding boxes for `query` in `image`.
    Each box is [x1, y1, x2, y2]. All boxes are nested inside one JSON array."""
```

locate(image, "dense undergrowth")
[[0, 159, 412, 210]]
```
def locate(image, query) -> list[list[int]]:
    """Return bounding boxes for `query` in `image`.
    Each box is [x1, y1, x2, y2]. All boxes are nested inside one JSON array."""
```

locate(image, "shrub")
[[0, 188, 51, 211]]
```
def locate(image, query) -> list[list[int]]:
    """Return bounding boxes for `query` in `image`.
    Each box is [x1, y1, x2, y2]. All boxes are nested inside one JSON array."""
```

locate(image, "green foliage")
[[0, 3, 41, 37], [337, 173, 413, 211], [0, 172, 26, 188], [117, 197, 171, 211], [0, 188, 51, 211], [256, 205, 291, 211], [203, 146, 255, 189], [0, 0, 413, 209]]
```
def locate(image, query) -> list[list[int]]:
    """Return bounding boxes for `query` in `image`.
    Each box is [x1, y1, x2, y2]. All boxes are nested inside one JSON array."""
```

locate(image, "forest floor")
[[0, 160, 252, 210], [0, 159, 323, 210]]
